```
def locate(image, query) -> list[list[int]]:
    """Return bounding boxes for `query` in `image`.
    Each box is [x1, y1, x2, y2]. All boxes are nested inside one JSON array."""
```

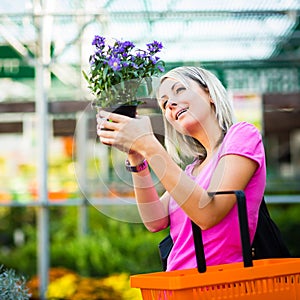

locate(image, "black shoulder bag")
[[158, 234, 174, 271], [158, 191, 291, 271]]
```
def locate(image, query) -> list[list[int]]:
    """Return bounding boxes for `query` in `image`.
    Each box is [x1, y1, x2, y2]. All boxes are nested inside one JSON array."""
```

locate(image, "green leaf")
[[82, 70, 89, 82], [103, 67, 108, 81]]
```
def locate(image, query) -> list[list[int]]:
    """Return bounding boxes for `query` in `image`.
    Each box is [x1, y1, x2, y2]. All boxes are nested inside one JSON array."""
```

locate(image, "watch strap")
[[125, 159, 148, 172]]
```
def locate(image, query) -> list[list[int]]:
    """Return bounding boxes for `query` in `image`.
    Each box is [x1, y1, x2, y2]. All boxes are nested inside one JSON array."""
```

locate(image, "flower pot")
[[98, 104, 137, 132], [108, 104, 137, 118]]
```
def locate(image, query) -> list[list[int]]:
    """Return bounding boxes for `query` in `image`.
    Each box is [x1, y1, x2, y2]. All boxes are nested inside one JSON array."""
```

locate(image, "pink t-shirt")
[[167, 122, 266, 271]]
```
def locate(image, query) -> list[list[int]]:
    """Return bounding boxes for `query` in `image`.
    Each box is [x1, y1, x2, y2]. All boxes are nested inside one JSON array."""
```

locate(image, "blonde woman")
[[97, 66, 266, 271]]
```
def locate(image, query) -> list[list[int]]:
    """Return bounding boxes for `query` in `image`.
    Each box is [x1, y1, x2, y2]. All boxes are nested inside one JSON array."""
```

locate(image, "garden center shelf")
[[0, 197, 138, 207]]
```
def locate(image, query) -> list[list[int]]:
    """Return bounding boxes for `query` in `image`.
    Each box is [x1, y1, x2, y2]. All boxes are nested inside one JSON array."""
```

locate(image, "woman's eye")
[[162, 100, 168, 109], [175, 87, 185, 94]]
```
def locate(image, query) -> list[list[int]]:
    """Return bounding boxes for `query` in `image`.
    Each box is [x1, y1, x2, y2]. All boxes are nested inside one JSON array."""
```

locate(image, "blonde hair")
[[158, 66, 235, 164]]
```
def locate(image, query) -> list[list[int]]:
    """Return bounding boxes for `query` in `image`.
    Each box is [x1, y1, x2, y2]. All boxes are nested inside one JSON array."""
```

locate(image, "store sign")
[[0, 58, 20, 74], [0, 45, 34, 78]]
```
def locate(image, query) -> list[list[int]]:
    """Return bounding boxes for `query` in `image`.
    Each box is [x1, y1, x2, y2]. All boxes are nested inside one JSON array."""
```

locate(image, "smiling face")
[[158, 76, 213, 136]]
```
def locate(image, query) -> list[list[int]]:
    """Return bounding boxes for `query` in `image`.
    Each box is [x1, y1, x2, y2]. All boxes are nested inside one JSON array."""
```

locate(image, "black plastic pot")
[[100, 104, 137, 132], [108, 104, 137, 118]]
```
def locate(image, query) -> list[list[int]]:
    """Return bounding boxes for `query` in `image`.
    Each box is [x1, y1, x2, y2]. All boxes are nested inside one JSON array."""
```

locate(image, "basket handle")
[[191, 190, 253, 273]]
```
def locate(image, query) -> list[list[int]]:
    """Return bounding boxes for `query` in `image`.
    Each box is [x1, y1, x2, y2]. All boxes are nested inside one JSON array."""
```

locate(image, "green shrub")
[[50, 206, 166, 277], [268, 204, 300, 257], [0, 205, 167, 278], [0, 202, 298, 282]]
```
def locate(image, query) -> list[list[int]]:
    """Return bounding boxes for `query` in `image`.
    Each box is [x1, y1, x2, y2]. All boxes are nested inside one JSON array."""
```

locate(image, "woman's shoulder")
[[229, 121, 260, 132], [221, 121, 263, 155], [227, 121, 261, 140]]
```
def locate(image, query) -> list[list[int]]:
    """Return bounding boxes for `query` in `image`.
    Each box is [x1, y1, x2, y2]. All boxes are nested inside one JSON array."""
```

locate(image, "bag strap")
[[191, 221, 206, 273], [191, 190, 253, 273]]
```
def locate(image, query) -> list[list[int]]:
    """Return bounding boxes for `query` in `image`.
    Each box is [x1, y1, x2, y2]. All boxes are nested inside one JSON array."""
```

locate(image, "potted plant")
[[82, 35, 165, 117]]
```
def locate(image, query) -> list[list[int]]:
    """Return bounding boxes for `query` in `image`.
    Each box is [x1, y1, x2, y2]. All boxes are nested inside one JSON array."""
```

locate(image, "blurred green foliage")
[[0, 202, 299, 281], [0, 205, 167, 279], [267, 204, 300, 257]]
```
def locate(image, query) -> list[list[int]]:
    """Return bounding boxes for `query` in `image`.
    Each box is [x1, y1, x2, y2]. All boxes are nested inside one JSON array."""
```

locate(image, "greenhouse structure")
[[0, 1, 299, 299]]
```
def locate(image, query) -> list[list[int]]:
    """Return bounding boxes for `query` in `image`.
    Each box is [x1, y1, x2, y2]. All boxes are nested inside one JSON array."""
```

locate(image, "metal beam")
[[0, 18, 34, 65], [34, 0, 54, 298], [0, 10, 298, 18]]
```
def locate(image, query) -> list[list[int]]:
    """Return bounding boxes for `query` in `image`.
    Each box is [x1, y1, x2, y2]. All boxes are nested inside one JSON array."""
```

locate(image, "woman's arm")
[[97, 112, 257, 230], [139, 138, 257, 230], [126, 153, 170, 232], [97, 114, 170, 232]]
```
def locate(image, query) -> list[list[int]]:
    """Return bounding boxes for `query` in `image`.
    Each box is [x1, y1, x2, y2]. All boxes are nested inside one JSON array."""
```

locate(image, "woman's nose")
[[166, 100, 177, 109]]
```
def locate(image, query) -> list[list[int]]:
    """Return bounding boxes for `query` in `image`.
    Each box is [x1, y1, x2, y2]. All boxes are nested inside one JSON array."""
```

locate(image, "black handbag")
[[158, 191, 291, 271], [158, 234, 173, 271]]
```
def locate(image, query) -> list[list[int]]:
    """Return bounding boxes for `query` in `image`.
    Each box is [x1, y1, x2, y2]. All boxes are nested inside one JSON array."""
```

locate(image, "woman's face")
[[158, 77, 213, 136]]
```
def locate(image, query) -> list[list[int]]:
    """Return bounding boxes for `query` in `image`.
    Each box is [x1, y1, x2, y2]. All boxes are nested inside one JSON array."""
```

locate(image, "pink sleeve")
[[219, 122, 265, 168]]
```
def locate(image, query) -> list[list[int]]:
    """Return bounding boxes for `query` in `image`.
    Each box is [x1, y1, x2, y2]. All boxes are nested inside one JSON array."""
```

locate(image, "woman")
[[96, 66, 266, 271]]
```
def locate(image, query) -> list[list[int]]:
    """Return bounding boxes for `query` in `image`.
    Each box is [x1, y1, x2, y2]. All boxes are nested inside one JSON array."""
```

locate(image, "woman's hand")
[[96, 110, 155, 154]]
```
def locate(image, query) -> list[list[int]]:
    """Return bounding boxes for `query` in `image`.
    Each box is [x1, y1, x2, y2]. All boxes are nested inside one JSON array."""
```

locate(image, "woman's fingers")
[[98, 110, 129, 122], [96, 116, 117, 132], [96, 114, 126, 148], [96, 110, 154, 154]]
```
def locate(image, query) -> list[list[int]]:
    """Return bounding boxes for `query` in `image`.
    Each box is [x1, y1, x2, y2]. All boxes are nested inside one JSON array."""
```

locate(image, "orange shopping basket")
[[131, 191, 300, 299]]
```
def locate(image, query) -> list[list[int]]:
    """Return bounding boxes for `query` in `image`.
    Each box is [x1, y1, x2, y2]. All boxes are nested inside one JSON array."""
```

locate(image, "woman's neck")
[[196, 122, 223, 156]]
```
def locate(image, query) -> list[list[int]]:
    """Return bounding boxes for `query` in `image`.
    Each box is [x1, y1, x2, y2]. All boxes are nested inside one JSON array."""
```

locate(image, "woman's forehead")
[[158, 78, 179, 98], [159, 76, 189, 90], [159, 76, 195, 93], [160, 77, 177, 87]]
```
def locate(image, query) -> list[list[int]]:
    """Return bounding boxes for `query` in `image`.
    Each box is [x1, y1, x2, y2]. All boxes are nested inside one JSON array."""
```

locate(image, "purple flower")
[[95, 48, 104, 58], [147, 41, 163, 54], [84, 35, 165, 108], [136, 51, 147, 59], [150, 56, 159, 64], [122, 40, 135, 48], [157, 65, 165, 72], [108, 57, 121, 71], [92, 35, 105, 49], [118, 40, 135, 53], [131, 62, 139, 69]]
